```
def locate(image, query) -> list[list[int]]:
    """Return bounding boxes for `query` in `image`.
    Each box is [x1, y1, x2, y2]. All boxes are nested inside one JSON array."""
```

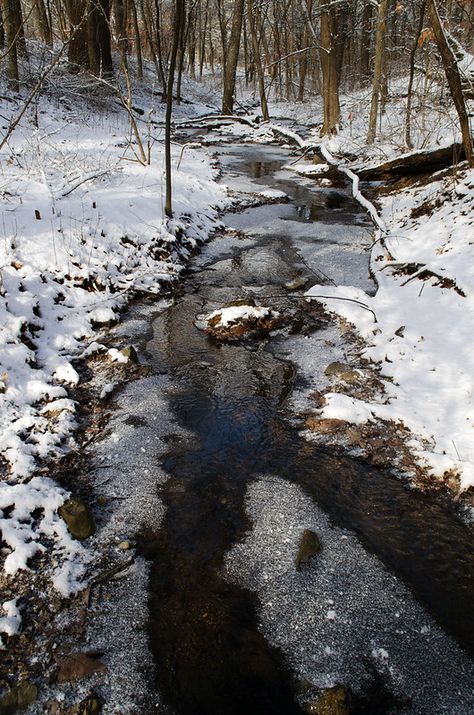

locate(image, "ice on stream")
[[225, 475, 474, 714]]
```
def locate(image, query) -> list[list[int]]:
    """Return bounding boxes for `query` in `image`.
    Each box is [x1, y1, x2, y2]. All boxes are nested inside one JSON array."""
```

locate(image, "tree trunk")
[[367, 0, 389, 143], [114, 0, 128, 67], [405, 0, 426, 149], [88, 0, 114, 76], [0, 6, 4, 48], [130, 0, 143, 79], [33, 0, 52, 45], [359, 2, 373, 85], [247, 0, 269, 120], [3, 0, 20, 91], [319, 0, 340, 135], [65, 0, 89, 70], [427, 0, 473, 166], [165, 0, 185, 218], [222, 0, 245, 114]]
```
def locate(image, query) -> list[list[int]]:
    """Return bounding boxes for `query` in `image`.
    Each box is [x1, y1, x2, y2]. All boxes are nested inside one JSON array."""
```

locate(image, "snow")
[[205, 304, 273, 326], [0, 66, 227, 627], [306, 164, 474, 492], [0, 599, 22, 648], [0, 477, 89, 595]]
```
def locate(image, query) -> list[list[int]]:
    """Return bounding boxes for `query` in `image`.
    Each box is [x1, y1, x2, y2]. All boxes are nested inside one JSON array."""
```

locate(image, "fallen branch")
[[60, 169, 117, 198], [354, 143, 466, 181]]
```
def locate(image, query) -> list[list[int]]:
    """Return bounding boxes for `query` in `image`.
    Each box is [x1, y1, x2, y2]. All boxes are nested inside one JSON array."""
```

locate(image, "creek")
[[101, 139, 474, 714]]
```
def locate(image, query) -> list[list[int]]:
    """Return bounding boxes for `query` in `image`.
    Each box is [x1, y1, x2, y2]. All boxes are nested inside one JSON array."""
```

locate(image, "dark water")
[[140, 142, 474, 715]]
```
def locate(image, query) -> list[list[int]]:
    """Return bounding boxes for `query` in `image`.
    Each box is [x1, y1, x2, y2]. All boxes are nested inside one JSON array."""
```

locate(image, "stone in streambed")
[[224, 298, 256, 308], [58, 497, 95, 540], [295, 529, 321, 571], [57, 653, 107, 683], [69, 694, 103, 714], [119, 345, 138, 363], [324, 362, 361, 385], [303, 686, 349, 714], [285, 276, 308, 291], [0, 680, 38, 713]]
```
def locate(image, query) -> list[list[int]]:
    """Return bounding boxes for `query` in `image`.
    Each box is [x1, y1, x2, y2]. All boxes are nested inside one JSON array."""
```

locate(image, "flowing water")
[[108, 141, 474, 714]]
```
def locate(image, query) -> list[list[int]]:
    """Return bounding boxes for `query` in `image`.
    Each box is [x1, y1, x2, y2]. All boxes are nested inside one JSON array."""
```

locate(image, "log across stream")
[[95, 140, 474, 714]]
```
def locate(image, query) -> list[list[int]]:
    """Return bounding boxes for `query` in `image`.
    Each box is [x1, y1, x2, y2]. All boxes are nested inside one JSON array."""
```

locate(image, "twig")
[[89, 557, 135, 590], [60, 169, 116, 197]]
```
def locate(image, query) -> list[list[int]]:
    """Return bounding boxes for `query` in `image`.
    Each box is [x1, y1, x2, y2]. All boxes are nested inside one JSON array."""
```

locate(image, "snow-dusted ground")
[[0, 67, 226, 638]]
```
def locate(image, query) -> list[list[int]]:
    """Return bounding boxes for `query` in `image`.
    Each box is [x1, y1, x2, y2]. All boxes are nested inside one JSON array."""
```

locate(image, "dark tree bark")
[[87, 0, 114, 76], [0, 6, 4, 48], [165, 0, 185, 218], [247, 0, 269, 119], [33, 0, 52, 46], [3, 0, 20, 90], [319, 0, 340, 135], [114, 0, 129, 67], [222, 0, 245, 114], [65, 0, 89, 70]]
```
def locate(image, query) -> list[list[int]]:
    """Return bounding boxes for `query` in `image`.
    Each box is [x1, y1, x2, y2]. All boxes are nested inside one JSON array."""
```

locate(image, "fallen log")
[[356, 143, 466, 181]]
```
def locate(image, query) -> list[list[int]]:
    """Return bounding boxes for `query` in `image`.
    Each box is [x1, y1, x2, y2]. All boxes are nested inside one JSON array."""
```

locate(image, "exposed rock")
[[302, 686, 349, 715], [324, 362, 361, 384], [119, 345, 138, 363], [117, 540, 131, 551], [0, 680, 38, 713], [324, 361, 349, 377], [285, 276, 308, 291], [224, 297, 256, 308], [68, 694, 102, 714], [203, 304, 283, 341], [305, 418, 347, 434], [57, 653, 107, 684], [58, 497, 95, 540], [295, 529, 321, 571]]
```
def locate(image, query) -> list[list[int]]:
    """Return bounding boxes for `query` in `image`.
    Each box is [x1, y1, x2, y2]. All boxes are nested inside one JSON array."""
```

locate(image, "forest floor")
[[0, 61, 473, 713]]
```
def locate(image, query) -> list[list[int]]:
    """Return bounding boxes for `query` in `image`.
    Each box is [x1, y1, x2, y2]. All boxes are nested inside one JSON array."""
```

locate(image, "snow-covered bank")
[[0, 70, 226, 638], [266, 83, 474, 495], [306, 164, 474, 493]]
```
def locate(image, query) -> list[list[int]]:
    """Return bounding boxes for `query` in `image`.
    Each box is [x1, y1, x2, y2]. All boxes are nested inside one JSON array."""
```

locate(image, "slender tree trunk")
[[405, 0, 426, 148], [0, 6, 4, 48], [427, 0, 473, 165], [11, 0, 26, 57], [319, 0, 340, 135], [114, 0, 129, 68], [367, 0, 389, 143], [130, 0, 143, 79], [165, 0, 185, 218], [33, 0, 52, 45], [3, 0, 20, 91], [247, 0, 269, 119], [222, 0, 245, 114]]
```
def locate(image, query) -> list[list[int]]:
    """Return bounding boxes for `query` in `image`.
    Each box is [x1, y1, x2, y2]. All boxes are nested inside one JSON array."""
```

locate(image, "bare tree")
[[165, 0, 185, 218], [367, 0, 389, 144], [427, 0, 473, 165], [222, 0, 245, 114]]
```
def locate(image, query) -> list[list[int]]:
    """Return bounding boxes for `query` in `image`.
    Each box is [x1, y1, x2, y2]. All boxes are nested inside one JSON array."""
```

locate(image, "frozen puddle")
[[225, 475, 474, 713]]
